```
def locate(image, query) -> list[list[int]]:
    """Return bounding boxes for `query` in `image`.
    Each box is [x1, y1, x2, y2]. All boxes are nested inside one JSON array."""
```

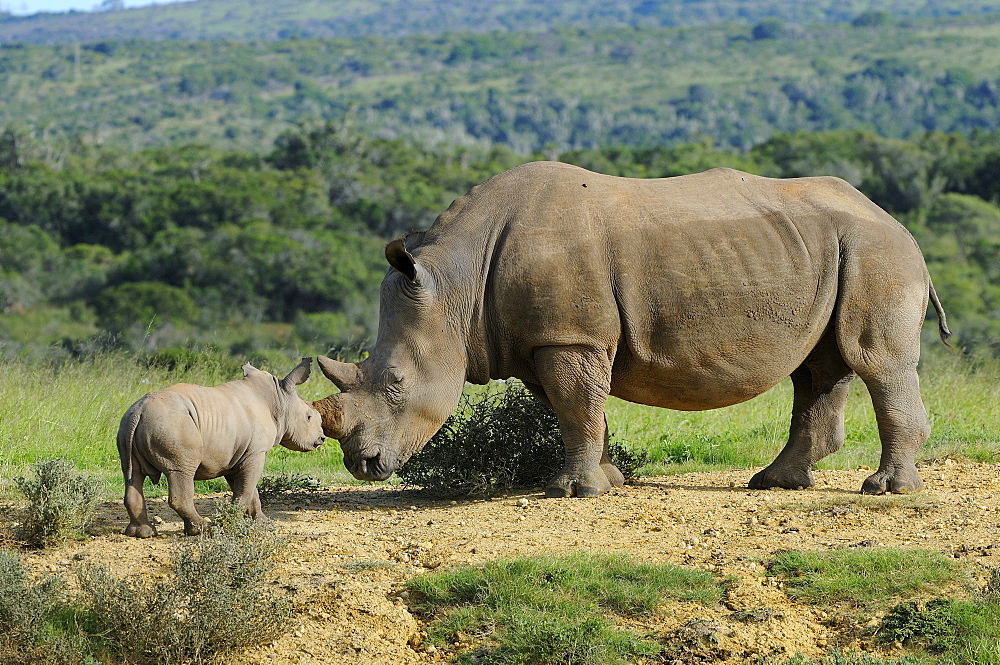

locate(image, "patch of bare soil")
[[15, 458, 1000, 664]]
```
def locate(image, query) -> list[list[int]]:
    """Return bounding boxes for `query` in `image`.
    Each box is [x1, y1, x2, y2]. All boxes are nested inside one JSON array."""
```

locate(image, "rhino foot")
[[184, 519, 208, 536], [545, 468, 612, 498], [861, 467, 924, 495], [602, 462, 625, 488], [748, 466, 815, 491], [125, 523, 157, 538]]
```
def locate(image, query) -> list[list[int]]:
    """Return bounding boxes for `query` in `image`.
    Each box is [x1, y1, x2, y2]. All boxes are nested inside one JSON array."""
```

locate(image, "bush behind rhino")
[[76, 501, 293, 664], [398, 380, 648, 497], [14, 459, 101, 548]]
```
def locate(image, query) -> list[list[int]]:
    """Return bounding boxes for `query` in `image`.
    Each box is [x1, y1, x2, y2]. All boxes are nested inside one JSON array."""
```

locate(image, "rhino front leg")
[[123, 471, 157, 538], [524, 378, 624, 492], [165, 470, 207, 536], [532, 345, 619, 498]]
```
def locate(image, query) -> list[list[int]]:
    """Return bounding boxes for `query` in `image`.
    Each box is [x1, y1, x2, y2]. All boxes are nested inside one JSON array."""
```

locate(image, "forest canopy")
[[1, 125, 998, 361]]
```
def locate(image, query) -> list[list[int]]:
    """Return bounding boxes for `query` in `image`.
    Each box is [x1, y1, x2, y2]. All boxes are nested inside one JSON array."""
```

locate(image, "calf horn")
[[311, 393, 346, 440], [317, 355, 364, 392]]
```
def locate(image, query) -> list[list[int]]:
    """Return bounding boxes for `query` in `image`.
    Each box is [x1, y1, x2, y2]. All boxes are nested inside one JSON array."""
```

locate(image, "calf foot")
[[861, 466, 924, 495], [748, 464, 815, 490], [125, 523, 157, 538], [545, 468, 613, 498]]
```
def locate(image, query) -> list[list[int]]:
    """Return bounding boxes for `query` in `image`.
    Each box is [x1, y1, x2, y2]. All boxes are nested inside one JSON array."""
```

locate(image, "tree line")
[[0, 124, 997, 360]]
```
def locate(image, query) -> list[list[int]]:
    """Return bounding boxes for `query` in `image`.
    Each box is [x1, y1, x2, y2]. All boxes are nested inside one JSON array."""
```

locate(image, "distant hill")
[[1, 0, 998, 44], [2, 13, 1000, 153]]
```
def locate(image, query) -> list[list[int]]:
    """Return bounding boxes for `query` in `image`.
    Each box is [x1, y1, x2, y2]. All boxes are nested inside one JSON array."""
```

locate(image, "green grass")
[[767, 549, 962, 611], [608, 348, 1000, 477], [407, 551, 723, 665], [0, 348, 997, 501], [0, 352, 354, 501]]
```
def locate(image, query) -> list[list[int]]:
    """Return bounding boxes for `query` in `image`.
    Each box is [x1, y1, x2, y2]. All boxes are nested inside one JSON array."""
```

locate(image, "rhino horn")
[[310, 393, 346, 439], [317, 355, 364, 392]]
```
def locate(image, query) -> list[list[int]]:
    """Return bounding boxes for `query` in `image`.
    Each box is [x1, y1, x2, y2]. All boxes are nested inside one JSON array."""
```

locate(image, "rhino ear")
[[385, 236, 418, 282], [242, 362, 259, 377], [317, 355, 364, 392], [280, 357, 312, 392], [404, 231, 425, 252]]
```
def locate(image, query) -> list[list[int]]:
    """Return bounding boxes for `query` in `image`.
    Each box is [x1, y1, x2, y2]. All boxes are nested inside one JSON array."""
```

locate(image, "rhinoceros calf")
[[312, 162, 950, 498], [117, 357, 325, 537]]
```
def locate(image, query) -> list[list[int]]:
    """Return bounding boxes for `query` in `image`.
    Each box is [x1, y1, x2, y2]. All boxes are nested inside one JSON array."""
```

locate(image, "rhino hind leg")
[[834, 271, 929, 495], [857, 369, 928, 495], [165, 469, 208, 536], [529, 346, 620, 498], [750, 334, 855, 491], [123, 471, 157, 538]]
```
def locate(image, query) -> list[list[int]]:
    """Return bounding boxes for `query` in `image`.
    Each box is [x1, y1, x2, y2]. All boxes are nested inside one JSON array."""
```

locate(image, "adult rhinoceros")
[[313, 162, 950, 498]]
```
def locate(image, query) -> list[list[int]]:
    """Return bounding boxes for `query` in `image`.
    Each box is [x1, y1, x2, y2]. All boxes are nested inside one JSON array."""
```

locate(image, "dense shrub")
[[14, 459, 100, 548], [397, 380, 647, 497], [0, 548, 90, 664], [76, 500, 293, 664], [878, 569, 1000, 663]]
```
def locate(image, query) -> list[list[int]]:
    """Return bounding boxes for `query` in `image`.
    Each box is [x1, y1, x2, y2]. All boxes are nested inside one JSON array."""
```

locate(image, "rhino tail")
[[117, 402, 143, 485], [929, 280, 953, 348]]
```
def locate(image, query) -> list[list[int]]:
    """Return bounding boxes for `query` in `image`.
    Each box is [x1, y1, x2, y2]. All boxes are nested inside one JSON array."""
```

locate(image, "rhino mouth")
[[346, 449, 396, 481]]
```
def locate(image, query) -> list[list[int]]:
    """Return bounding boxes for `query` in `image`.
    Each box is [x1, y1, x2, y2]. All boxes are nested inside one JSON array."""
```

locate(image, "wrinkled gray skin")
[[117, 358, 325, 537], [314, 162, 950, 498]]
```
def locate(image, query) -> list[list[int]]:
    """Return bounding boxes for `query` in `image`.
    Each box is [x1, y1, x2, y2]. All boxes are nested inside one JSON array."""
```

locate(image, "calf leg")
[[749, 341, 855, 490], [532, 345, 621, 498], [123, 471, 157, 538], [164, 470, 207, 536], [225, 464, 267, 520]]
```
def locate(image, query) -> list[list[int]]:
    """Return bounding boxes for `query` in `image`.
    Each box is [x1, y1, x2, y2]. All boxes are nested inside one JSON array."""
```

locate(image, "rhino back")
[[132, 380, 279, 479], [446, 163, 924, 410]]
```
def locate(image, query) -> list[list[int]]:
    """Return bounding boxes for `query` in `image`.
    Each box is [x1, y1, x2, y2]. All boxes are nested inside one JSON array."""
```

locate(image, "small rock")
[[516, 498, 529, 508], [152, 516, 164, 525]]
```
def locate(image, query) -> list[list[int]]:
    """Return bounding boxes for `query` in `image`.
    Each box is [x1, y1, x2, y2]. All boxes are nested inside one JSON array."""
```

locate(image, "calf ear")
[[280, 357, 312, 392], [242, 362, 259, 377]]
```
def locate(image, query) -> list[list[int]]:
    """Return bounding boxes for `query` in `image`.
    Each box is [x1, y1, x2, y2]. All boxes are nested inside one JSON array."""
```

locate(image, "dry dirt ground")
[[13, 457, 1000, 664]]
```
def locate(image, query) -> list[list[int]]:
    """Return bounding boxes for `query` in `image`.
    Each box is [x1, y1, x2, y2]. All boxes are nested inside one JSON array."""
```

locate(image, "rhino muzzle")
[[345, 449, 395, 481]]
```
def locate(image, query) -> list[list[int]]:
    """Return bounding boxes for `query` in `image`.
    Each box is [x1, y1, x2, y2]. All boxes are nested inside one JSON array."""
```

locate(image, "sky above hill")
[[4, 0, 187, 14]]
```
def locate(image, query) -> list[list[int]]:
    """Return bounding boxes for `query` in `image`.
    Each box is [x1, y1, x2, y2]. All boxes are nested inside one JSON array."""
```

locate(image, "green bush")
[[0, 548, 91, 664], [76, 500, 293, 664], [878, 569, 1000, 664], [257, 471, 322, 499], [14, 459, 101, 548], [397, 381, 647, 497], [93, 281, 199, 334]]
